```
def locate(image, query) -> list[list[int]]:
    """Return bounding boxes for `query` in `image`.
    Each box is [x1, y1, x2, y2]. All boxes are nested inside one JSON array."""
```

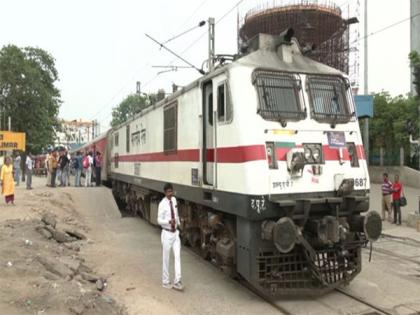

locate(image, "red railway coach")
[[105, 31, 381, 297], [70, 131, 111, 183]]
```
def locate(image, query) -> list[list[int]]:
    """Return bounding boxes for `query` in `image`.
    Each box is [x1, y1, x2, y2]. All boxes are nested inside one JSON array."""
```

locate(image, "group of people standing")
[[0, 148, 103, 205], [381, 173, 404, 225], [45, 149, 102, 188], [46, 150, 71, 187]]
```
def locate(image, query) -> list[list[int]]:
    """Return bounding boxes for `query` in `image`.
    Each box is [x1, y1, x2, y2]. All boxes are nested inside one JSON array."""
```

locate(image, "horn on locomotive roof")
[[240, 27, 297, 55], [279, 27, 295, 44]]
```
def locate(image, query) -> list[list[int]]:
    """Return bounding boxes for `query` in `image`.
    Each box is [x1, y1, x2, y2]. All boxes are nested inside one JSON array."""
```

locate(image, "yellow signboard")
[[0, 131, 26, 151]]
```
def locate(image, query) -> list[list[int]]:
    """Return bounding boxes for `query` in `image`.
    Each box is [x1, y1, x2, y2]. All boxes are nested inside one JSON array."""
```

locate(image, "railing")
[[369, 146, 420, 170], [243, 0, 342, 22]]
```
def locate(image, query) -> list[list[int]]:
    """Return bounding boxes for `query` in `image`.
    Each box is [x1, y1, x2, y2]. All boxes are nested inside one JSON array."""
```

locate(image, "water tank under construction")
[[239, 0, 355, 74]]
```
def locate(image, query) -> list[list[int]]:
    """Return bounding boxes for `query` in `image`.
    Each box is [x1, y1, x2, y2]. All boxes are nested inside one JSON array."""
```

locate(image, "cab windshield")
[[252, 70, 306, 123], [307, 76, 353, 124]]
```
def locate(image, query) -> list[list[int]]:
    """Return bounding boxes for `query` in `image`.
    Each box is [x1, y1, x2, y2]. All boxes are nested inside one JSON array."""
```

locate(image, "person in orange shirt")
[[49, 150, 59, 187]]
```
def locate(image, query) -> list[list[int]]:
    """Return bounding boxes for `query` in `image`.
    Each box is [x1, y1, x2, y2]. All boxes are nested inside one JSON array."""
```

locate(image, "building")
[[54, 119, 99, 150], [411, 0, 420, 95]]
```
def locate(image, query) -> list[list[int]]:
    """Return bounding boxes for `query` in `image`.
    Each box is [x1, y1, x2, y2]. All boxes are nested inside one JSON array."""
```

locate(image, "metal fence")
[[369, 147, 420, 170]]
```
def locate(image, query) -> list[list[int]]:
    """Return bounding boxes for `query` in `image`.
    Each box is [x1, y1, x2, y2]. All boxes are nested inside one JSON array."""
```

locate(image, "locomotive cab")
[[222, 32, 382, 296]]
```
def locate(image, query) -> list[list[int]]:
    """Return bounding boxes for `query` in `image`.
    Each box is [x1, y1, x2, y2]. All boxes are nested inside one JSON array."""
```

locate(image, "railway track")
[[335, 288, 397, 315], [365, 233, 420, 266], [175, 232, 420, 315], [184, 243, 399, 315], [240, 282, 397, 315]]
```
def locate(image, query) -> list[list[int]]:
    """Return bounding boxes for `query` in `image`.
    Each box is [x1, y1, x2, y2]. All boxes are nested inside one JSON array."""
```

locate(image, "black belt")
[[163, 228, 177, 233], [383, 193, 392, 196]]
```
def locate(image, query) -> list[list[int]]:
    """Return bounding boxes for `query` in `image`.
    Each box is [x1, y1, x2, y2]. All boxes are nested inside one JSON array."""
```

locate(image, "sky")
[[0, 0, 413, 131]]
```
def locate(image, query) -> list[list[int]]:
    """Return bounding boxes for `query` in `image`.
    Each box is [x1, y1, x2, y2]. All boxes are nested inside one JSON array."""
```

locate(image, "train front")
[[230, 31, 382, 296]]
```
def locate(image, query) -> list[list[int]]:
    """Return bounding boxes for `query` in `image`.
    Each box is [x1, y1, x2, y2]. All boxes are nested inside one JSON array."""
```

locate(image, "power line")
[[175, 0, 246, 58], [174, 0, 209, 32], [88, 2, 211, 123], [145, 33, 205, 74], [215, 0, 245, 25], [96, 0, 246, 126], [163, 20, 206, 45], [351, 11, 420, 46], [88, 61, 152, 121], [145, 0, 246, 87]]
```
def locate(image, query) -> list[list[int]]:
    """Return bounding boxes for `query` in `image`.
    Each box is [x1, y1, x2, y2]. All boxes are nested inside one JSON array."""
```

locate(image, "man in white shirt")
[[25, 153, 33, 190], [157, 183, 183, 291]]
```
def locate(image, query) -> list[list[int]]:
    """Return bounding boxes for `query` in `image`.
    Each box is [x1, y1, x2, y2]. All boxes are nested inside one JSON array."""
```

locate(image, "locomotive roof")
[[113, 34, 345, 131], [233, 34, 344, 76]]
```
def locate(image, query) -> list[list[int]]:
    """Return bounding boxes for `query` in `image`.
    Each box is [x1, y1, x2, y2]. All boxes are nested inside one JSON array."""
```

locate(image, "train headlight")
[[303, 144, 323, 164], [312, 148, 321, 162], [304, 148, 312, 161]]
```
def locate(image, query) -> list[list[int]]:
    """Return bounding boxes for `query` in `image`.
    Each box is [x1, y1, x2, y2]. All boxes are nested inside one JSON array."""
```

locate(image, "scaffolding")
[[239, 0, 350, 74]]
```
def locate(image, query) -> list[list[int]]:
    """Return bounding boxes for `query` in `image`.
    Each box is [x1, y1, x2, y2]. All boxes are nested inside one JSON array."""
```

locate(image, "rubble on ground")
[[0, 217, 127, 315]]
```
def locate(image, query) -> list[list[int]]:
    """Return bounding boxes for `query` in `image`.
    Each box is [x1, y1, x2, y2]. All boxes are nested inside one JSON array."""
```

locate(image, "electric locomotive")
[[103, 29, 382, 296]]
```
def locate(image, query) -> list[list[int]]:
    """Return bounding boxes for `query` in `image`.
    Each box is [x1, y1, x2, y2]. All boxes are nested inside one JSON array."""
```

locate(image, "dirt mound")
[[0, 218, 127, 315]]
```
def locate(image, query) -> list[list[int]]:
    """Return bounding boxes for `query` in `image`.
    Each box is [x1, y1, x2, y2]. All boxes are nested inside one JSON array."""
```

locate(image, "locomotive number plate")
[[353, 177, 367, 188]]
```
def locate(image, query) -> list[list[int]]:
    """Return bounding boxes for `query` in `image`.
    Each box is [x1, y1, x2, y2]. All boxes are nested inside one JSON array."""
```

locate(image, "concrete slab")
[[343, 246, 420, 314]]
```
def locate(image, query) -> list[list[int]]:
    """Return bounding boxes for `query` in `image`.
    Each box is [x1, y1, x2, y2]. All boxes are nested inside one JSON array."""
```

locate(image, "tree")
[[369, 92, 418, 165], [0, 45, 61, 153], [409, 51, 420, 96], [110, 90, 166, 127], [110, 94, 150, 127]]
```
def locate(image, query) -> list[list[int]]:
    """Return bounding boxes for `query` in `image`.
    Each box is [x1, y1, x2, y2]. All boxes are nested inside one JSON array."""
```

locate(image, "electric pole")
[[363, 0, 369, 165], [208, 17, 215, 72]]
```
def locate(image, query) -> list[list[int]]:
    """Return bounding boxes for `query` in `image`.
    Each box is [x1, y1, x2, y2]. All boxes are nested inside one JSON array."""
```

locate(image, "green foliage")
[[409, 51, 420, 96], [110, 90, 166, 127], [369, 92, 419, 165], [0, 45, 61, 153], [111, 94, 150, 127]]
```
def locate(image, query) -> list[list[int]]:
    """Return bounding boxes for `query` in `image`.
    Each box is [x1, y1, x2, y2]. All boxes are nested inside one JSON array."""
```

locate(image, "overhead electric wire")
[[95, 2, 418, 128], [98, 0, 246, 126], [145, 33, 205, 74], [163, 20, 206, 45], [145, 0, 246, 87], [174, 0, 209, 32], [350, 11, 420, 45], [88, 2, 211, 123]]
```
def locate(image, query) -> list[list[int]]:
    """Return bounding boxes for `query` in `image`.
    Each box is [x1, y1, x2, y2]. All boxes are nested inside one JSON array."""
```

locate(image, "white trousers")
[[85, 167, 92, 187], [161, 229, 181, 284]]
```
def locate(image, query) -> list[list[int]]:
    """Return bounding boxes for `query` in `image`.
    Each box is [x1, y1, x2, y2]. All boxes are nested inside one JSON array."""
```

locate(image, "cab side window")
[[164, 101, 178, 153], [114, 132, 119, 146], [126, 125, 130, 153], [217, 81, 233, 123]]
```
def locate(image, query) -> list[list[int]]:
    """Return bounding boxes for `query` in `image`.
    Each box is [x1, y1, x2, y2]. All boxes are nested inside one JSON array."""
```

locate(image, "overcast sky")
[[0, 0, 412, 130]]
